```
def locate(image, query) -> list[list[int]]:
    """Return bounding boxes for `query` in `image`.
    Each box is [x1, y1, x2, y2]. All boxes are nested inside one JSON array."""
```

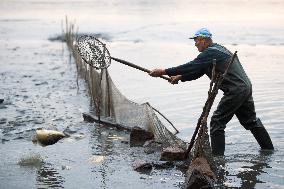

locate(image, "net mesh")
[[192, 123, 212, 160], [77, 35, 111, 69]]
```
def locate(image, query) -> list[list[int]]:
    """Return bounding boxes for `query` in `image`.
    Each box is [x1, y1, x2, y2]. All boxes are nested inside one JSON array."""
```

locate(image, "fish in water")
[[33, 128, 65, 146]]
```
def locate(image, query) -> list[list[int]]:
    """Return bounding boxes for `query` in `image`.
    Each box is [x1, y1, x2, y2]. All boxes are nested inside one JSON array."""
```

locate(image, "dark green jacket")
[[165, 43, 252, 95]]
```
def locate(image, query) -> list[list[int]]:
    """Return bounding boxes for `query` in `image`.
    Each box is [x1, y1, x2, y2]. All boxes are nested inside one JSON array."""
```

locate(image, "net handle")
[[111, 57, 172, 82]]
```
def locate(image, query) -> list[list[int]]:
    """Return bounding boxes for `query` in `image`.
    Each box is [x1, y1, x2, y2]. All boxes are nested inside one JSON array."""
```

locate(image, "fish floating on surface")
[[33, 129, 65, 146]]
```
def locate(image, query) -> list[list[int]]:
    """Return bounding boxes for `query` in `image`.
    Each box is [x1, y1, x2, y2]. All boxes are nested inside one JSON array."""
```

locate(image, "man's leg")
[[235, 95, 274, 150], [210, 93, 245, 156]]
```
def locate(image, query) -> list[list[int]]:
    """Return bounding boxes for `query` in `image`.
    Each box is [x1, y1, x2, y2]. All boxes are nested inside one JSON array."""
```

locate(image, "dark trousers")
[[210, 89, 262, 136]]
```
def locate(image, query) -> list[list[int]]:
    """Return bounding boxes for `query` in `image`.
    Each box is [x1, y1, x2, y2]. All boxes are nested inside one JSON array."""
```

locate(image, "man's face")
[[194, 37, 207, 52]]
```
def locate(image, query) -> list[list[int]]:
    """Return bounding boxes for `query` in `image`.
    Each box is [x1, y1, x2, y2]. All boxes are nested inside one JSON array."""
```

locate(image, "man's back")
[[207, 43, 252, 94]]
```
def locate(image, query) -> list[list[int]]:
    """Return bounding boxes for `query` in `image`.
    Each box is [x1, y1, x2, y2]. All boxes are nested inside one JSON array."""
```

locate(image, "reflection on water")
[[236, 151, 273, 189], [214, 150, 274, 188], [88, 125, 132, 188], [90, 125, 113, 189], [36, 162, 65, 189], [91, 126, 115, 156]]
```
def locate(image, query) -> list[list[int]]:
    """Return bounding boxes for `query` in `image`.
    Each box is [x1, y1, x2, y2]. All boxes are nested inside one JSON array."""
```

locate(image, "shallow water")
[[1, 0, 284, 188]]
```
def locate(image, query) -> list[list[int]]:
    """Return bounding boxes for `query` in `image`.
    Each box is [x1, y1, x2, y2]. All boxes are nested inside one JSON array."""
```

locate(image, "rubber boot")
[[250, 127, 274, 150], [211, 130, 225, 156]]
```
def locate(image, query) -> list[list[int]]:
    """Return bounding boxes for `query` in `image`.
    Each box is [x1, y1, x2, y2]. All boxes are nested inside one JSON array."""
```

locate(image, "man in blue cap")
[[149, 28, 274, 156]]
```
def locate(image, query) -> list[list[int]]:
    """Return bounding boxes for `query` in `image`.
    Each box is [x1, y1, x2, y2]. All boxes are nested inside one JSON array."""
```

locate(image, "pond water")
[[1, 0, 284, 188]]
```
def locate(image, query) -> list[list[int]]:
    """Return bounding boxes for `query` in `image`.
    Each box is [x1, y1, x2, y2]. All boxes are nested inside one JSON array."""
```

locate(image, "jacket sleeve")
[[165, 49, 214, 81], [180, 70, 204, 81]]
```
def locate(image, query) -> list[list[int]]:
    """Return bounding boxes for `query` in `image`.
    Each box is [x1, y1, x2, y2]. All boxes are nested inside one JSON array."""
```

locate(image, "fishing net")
[[66, 35, 187, 150], [64, 22, 225, 165]]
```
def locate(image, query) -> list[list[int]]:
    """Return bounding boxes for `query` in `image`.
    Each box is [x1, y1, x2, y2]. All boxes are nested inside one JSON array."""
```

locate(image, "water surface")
[[1, 0, 284, 188]]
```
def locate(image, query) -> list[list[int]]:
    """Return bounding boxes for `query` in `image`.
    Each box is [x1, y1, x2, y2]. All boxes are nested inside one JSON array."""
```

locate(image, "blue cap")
[[189, 28, 212, 39]]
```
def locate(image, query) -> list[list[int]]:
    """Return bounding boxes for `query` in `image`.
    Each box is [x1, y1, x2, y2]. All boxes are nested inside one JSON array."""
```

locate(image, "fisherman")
[[149, 28, 274, 156]]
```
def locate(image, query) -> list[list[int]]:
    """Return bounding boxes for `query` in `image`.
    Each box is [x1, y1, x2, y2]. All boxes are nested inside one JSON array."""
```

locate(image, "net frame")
[[76, 35, 111, 70]]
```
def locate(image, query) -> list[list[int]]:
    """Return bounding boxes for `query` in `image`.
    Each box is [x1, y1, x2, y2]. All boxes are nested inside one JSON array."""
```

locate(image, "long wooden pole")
[[111, 57, 172, 82]]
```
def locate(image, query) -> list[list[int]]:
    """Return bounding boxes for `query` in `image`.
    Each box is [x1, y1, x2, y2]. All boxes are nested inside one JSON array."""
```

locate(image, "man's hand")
[[170, 75, 182, 84], [149, 69, 166, 77]]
